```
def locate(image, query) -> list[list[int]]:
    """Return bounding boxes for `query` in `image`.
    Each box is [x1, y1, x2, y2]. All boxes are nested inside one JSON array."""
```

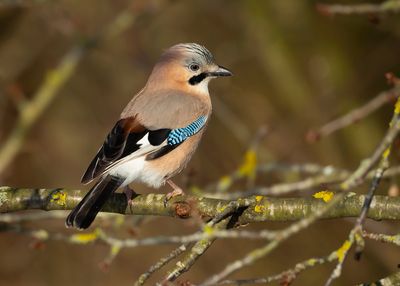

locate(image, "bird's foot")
[[164, 188, 184, 207], [164, 180, 185, 207], [124, 185, 136, 205]]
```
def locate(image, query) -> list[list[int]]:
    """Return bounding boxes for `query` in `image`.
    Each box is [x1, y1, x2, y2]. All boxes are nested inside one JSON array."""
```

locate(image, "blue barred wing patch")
[[167, 116, 207, 145]]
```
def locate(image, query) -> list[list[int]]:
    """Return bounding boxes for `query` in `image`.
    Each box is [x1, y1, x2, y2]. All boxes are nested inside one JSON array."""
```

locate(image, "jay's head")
[[148, 43, 232, 94]]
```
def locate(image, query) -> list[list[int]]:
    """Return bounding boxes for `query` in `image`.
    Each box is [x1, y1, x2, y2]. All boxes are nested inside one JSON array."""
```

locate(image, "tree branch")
[[0, 187, 399, 222]]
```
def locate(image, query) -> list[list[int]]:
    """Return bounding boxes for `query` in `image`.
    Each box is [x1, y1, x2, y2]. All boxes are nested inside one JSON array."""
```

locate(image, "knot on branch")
[[174, 201, 192, 218]]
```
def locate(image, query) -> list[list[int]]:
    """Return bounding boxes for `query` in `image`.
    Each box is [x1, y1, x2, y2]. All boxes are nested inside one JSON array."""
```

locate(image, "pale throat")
[[191, 77, 211, 95]]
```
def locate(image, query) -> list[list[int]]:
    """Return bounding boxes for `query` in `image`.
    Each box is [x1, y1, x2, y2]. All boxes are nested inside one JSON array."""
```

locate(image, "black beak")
[[207, 66, 233, 77]]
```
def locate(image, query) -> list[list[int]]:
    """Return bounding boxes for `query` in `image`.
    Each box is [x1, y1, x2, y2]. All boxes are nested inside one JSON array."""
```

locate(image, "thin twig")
[[163, 219, 229, 283], [204, 162, 348, 195], [353, 142, 391, 259], [340, 102, 400, 191], [203, 165, 400, 200], [307, 86, 400, 142], [362, 231, 400, 246], [357, 271, 400, 286], [218, 256, 331, 285], [1, 223, 278, 248], [317, 0, 400, 16], [135, 244, 188, 286]]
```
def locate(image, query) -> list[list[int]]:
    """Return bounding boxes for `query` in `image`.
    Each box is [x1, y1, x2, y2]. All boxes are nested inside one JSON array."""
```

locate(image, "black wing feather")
[[81, 117, 173, 184], [119, 131, 148, 158], [148, 129, 171, 145]]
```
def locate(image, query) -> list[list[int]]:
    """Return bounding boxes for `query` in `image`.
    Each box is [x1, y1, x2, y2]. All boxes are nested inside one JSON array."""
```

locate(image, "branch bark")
[[0, 187, 399, 223]]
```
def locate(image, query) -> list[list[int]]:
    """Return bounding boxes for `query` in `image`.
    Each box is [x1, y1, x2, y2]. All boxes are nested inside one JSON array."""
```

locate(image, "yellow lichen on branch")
[[254, 195, 266, 213], [50, 191, 67, 207], [335, 240, 352, 263], [313, 191, 334, 203], [70, 228, 102, 244]]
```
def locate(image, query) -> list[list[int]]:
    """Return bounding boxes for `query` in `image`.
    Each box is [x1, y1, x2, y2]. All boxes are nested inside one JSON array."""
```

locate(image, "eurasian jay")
[[66, 43, 232, 229]]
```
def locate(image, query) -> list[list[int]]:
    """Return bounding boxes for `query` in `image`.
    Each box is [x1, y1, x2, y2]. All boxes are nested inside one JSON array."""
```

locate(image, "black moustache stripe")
[[189, 73, 207, 85]]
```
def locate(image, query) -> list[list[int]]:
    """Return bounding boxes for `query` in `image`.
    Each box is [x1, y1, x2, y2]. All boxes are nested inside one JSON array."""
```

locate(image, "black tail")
[[66, 175, 124, 229]]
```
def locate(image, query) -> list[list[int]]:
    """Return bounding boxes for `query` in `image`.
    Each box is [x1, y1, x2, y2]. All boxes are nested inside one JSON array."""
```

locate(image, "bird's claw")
[[163, 188, 184, 207], [163, 197, 169, 208], [124, 185, 136, 206]]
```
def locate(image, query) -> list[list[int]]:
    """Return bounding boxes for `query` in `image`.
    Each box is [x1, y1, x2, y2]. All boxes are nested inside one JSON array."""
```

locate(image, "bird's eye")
[[189, 64, 200, 72]]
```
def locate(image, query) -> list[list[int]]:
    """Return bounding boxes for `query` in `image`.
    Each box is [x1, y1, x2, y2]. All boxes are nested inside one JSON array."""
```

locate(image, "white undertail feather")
[[108, 156, 165, 188]]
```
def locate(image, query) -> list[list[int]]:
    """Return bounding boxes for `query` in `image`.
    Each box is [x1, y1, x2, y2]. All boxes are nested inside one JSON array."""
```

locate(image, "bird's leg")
[[123, 185, 136, 205], [164, 179, 185, 207]]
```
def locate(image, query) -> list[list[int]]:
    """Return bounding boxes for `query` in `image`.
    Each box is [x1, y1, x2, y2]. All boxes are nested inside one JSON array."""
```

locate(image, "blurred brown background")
[[0, 0, 399, 285]]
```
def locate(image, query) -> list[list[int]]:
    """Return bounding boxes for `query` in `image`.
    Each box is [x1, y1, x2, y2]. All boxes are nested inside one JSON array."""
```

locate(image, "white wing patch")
[[135, 133, 168, 158], [137, 133, 150, 146], [106, 132, 168, 187]]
